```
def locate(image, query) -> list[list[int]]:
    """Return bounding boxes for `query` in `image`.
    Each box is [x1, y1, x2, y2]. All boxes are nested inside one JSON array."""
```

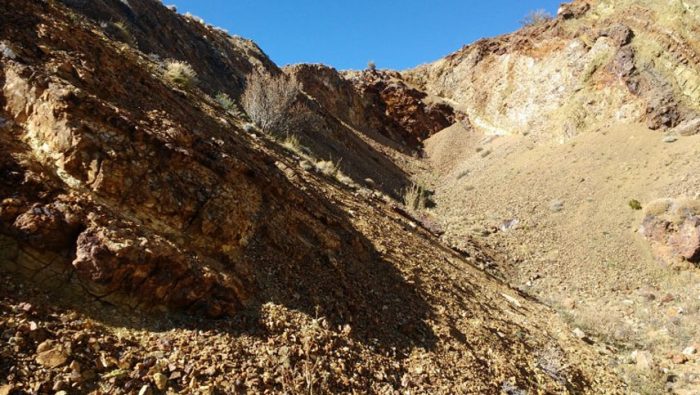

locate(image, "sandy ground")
[[421, 123, 700, 393]]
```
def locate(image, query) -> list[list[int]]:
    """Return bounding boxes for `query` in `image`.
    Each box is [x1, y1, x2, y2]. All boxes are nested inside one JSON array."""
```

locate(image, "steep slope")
[[57, 0, 411, 197], [0, 0, 624, 393]]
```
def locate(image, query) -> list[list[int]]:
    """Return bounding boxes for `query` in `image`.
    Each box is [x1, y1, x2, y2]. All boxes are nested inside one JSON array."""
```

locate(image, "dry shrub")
[[315, 160, 340, 177], [164, 60, 197, 88], [644, 198, 700, 224], [312, 159, 353, 186], [404, 183, 431, 212], [521, 9, 553, 27], [241, 74, 298, 133], [281, 134, 303, 155], [674, 198, 700, 217]]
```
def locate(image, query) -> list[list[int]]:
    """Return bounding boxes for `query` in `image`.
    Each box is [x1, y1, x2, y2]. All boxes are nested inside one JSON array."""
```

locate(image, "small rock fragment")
[[633, 350, 655, 370], [662, 135, 678, 143], [562, 298, 576, 309], [671, 353, 688, 364], [138, 384, 153, 395], [573, 328, 586, 339], [549, 200, 564, 212], [153, 372, 168, 391], [36, 346, 69, 368], [682, 346, 697, 356]]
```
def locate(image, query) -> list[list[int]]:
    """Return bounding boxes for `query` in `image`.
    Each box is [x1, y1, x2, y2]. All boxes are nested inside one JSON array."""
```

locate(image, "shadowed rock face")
[[0, 0, 377, 318], [288, 64, 458, 150]]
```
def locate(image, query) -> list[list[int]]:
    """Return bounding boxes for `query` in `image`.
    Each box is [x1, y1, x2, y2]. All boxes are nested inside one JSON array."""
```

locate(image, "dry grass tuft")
[[404, 183, 431, 212], [314, 160, 340, 177], [643, 198, 672, 217], [281, 134, 304, 156], [164, 60, 197, 89]]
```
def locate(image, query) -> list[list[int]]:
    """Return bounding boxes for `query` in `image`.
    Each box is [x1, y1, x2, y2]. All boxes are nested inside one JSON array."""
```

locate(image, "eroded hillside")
[[0, 0, 628, 394]]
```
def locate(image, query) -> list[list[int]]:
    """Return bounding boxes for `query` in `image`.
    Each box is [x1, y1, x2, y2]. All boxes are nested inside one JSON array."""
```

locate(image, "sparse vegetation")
[[313, 159, 354, 186], [281, 134, 303, 155], [520, 9, 553, 27], [215, 92, 235, 111], [110, 20, 136, 46], [241, 74, 300, 135], [214, 92, 245, 117], [628, 199, 642, 210], [367, 60, 376, 71], [163, 59, 197, 89], [643, 198, 672, 217], [314, 160, 341, 177], [642, 197, 700, 223], [404, 183, 432, 212], [674, 198, 700, 217]]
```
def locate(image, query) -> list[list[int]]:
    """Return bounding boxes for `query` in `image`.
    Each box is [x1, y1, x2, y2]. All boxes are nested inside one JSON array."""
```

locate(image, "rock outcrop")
[[405, 0, 700, 139], [641, 198, 700, 266], [0, 0, 376, 317], [288, 64, 458, 150]]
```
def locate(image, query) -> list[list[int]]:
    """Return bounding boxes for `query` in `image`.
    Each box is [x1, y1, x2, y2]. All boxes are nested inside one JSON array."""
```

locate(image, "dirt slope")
[[0, 0, 625, 393], [407, 1, 700, 392]]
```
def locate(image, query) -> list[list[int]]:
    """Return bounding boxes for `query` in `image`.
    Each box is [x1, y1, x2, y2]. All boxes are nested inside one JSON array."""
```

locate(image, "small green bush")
[[215, 92, 236, 111], [628, 199, 642, 210]]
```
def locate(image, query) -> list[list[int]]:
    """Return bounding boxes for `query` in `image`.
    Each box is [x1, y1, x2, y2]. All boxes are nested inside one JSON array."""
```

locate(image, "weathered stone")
[[600, 24, 634, 46], [573, 328, 586, 339], [641, 200, 700, 265], [153, 372, 168, 391], [36, 347, 69, 368], [549, 200, 564, 212], [662, 135, 678, 143], [288, 64, 458, 148], [633, 350, 655, 370], [682, 346, 697, 356], [557, 2, 591, 19], [671, 353, 688, 364]]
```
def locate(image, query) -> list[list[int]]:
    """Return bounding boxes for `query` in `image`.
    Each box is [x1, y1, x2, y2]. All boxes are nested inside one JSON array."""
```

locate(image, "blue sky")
[[167, 1, 562, 70]]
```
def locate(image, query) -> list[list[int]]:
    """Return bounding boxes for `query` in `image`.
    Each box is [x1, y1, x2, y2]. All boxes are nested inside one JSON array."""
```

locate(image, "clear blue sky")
[[166, 1, 562, 70]]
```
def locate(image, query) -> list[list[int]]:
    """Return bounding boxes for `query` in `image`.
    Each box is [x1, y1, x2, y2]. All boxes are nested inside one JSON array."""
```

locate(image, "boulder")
[[640, 199, 700, 265]]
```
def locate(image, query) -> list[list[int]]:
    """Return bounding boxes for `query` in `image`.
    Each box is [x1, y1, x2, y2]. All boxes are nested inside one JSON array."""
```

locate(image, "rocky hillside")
[[405, 0, 700, 140], [288, 65, 457, 150], [0, 0, 628, 394]]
